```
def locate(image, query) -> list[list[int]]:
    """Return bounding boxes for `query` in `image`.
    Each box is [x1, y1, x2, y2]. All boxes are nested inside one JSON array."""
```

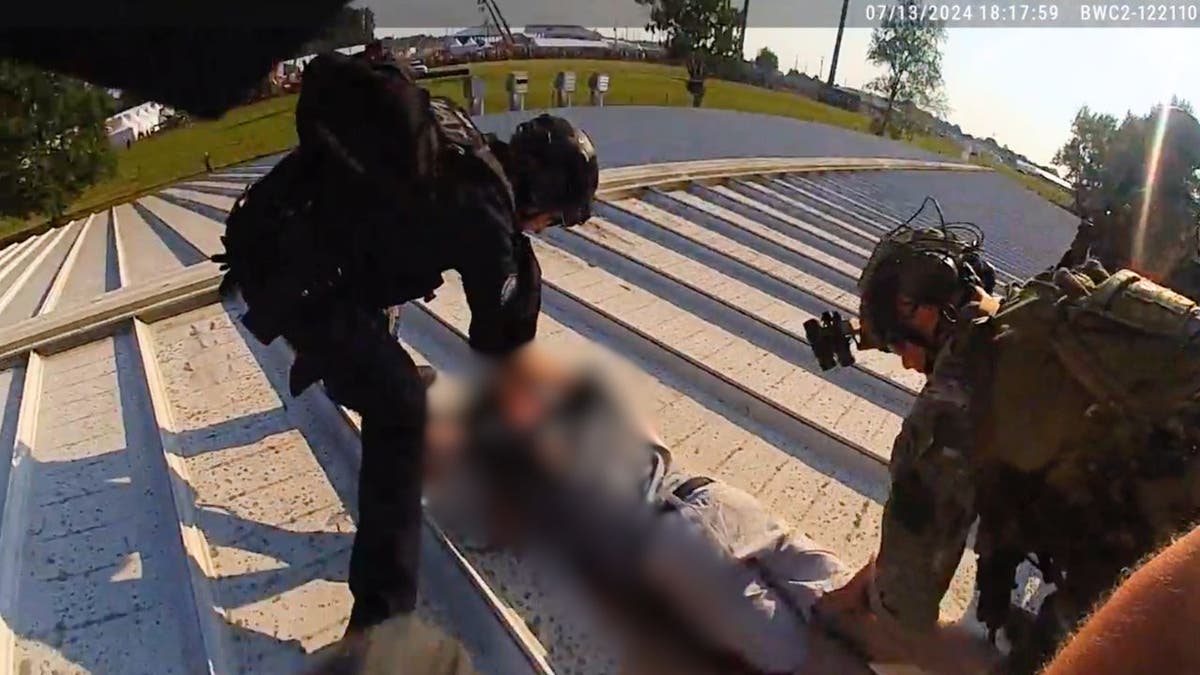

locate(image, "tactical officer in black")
[[214, 51, 600, 634]]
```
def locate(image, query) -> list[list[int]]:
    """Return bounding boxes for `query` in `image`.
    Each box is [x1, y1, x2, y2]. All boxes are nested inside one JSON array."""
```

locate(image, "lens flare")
[[1133, 103, 1172, 272]]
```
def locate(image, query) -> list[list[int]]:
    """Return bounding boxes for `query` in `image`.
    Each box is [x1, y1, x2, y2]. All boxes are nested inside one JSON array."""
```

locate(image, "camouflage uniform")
[[870, 266, 1200, 672], [872, 322, 978, 630]]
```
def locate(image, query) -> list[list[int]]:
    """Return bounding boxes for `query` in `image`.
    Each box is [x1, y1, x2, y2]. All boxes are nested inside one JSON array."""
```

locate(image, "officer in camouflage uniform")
[[814, 217, 1200, 673]]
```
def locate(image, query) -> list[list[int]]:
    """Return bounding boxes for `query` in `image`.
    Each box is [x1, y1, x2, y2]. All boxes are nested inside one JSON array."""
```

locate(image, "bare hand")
[[814, 559, 1000, 674], [814, 560, 927, 666]]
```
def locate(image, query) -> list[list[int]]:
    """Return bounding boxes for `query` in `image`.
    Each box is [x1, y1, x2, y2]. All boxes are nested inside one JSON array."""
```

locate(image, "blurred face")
[[888, 296, 943, 374], [892, 341, 930, 373], [492, 348, 576, 431], [887, 287, 996, 373], [487, 349, 662, 468]]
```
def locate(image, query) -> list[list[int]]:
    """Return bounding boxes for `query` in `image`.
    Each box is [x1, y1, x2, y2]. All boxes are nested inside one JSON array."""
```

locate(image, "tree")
[[639, 0, 743, 106], [865, 0, 948, 137], [636, 0, 743, 60], [1061, 100, 1200, 292], [754, 47, 779, 74], [0, 60, 116, 220], [1052, 106, 1118, 208]]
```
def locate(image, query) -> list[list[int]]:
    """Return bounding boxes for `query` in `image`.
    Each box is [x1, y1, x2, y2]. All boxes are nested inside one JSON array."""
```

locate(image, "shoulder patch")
[[499, 273, 519, 307], [576, 129, 596, 160]]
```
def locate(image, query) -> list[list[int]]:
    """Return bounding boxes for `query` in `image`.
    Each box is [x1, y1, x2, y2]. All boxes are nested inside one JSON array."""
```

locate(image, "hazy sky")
[[362, 0, 1199, 167], [742, 27, 1198, 165]]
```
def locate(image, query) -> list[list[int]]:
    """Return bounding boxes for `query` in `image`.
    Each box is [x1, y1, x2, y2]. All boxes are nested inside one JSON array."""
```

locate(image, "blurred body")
[[426, 349, 872, 674]]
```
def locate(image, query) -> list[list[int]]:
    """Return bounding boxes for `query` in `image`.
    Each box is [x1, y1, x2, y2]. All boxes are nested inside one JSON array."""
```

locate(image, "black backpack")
[[216, 52, 512, 344], [294, 52, 441, 204]]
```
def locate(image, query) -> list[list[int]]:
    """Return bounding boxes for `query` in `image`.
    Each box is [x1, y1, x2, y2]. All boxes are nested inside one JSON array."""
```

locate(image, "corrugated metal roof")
[[0, 143, 1045, 673]]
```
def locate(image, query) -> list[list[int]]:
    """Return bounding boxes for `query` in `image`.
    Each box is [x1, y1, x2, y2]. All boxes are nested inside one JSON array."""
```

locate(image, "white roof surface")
[[529, 37, 611, 49], [0, 147, 1020, 674]]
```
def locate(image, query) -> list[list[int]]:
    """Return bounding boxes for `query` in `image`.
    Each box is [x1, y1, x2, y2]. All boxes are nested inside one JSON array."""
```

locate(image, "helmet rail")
[[804, 196, 995, 371]]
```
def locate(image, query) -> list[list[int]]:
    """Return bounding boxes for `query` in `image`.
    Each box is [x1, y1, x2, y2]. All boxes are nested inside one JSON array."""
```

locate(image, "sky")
[[741, 27, 1199, 166], [362, 0, 1200, 168]]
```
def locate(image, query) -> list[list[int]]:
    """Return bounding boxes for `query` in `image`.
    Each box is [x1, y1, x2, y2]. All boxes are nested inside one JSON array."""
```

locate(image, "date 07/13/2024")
[[864, 3, 1059, 22], [863, 2, 1199, 24]]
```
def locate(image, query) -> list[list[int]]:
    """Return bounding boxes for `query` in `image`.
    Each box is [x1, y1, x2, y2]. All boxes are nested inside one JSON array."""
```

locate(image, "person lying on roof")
[[309, 348, 997, 675], [422, 348, 873, 675]]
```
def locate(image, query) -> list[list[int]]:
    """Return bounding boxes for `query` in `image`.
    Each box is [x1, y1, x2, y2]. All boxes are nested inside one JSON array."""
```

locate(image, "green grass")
[[2, 58, 1073, 245], [0, 95, 300, 243], [77, 95, 300, 209], [973, 155, 1074, 210], [422, 59, 874, 132]]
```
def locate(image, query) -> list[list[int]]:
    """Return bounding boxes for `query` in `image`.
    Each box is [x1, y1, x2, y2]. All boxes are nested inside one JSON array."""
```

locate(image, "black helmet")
[[857, 198, 994, 352], [510, 114, 599, 227]]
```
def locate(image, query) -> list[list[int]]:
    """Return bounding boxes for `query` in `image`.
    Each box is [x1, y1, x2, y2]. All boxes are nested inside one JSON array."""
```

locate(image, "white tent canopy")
[[105, 101, 172, 147], [280, 43, 367, 71]]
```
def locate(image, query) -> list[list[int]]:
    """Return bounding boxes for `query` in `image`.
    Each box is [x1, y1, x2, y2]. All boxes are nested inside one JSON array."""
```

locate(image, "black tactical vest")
[[217, 54, 515, 344]]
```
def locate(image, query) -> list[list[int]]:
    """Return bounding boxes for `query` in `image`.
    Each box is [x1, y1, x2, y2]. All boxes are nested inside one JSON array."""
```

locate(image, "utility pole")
[[828, 0, 850, 86], [739, 0, 751, 57], [478, 0, 515, 44]]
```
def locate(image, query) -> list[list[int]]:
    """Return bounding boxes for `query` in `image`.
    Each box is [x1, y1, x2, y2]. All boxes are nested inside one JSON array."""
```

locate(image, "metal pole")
[[486, 0, 515, 43], [828, 0, 850, 86]]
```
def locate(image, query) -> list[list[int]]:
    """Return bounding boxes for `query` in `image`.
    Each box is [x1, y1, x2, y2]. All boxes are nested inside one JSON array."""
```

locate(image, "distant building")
[[839, 87, 888, 111], [634, 40, 667, 56], [520, 24, 610, 52], [523, 25, 605, 40], [530, 36, 610, 51], [387, 34, 446, 58], [280, 43, 367, 72], [818, 86, 863, 112], [1017, 159, 1073, 189], [445, 25, 508, 55], [605, 37, 666, 58], [780, 71, 824, 98]]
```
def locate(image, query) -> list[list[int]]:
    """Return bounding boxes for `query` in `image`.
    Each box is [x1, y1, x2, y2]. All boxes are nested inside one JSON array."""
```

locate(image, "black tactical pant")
[[282, 302, 427, 631]]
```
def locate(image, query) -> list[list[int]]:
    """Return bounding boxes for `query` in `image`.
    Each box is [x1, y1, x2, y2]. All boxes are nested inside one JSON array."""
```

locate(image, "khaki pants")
[[634, 472, 853, 674]]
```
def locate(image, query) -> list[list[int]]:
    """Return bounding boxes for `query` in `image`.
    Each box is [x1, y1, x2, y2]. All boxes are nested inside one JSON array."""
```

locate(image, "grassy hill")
[[1, 58, 1071, 243]]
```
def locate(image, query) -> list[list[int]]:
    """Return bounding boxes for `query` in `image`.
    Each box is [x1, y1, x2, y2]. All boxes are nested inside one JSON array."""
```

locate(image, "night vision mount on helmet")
[[804, 197, 997, 371]]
